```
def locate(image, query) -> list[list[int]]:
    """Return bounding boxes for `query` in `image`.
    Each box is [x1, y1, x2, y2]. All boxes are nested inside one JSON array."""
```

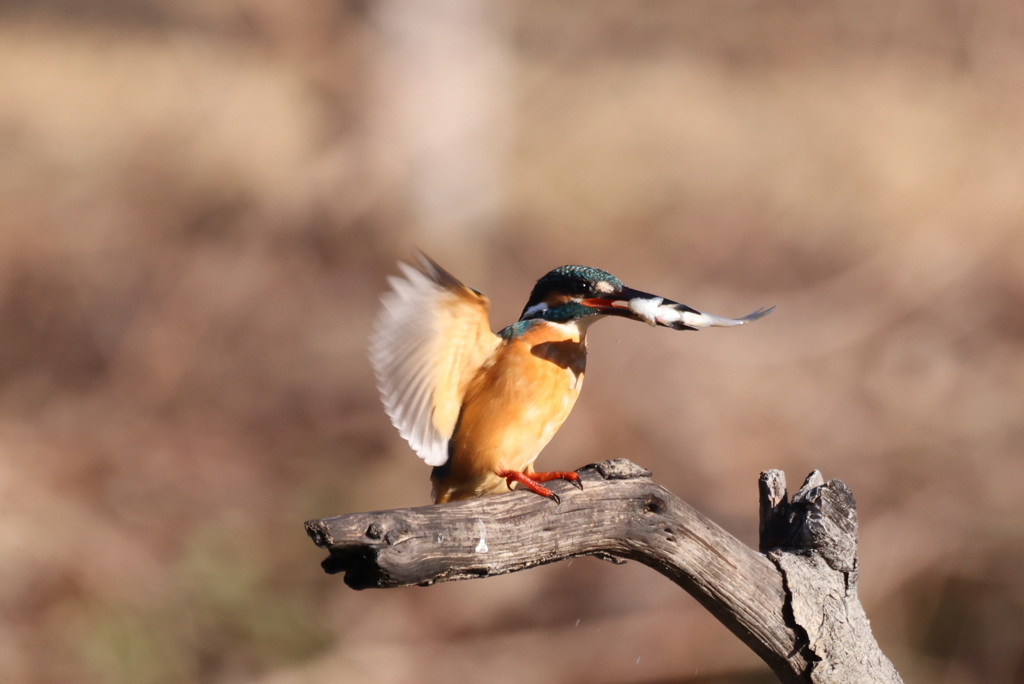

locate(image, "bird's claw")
[[497, 468, 581, 503]]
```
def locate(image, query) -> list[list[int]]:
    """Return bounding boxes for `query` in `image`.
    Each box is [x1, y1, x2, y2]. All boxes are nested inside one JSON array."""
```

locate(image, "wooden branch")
[[305, 459, 902, 684]]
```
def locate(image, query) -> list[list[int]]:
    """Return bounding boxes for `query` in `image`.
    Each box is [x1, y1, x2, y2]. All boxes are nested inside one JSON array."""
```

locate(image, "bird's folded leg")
[[496, 468, 580, 504]]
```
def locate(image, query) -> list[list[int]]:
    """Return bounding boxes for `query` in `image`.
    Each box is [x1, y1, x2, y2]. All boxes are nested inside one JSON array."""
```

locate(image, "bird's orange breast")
[[431, 321, 588, 502]]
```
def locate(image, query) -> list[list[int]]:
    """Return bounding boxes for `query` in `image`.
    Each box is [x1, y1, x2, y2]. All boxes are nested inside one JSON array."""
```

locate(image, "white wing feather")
[[370, 257, 498, 467]]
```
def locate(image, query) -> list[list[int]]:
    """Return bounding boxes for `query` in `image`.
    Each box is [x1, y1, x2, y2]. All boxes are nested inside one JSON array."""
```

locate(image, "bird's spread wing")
[[370, 255, 500, 467]]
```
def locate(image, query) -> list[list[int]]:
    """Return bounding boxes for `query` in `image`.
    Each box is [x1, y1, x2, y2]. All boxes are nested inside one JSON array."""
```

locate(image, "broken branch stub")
[[759, 470, 901, 683]]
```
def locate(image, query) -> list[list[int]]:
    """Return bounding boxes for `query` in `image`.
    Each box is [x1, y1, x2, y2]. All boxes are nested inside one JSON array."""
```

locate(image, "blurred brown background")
[[2, 1, 1023, 683]]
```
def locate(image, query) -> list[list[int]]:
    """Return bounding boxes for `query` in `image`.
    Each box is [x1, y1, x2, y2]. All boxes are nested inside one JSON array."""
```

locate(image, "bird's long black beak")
[[582, 287, 775, 331]]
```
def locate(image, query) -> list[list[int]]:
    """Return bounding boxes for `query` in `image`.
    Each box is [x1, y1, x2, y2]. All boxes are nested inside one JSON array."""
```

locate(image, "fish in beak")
[[582, 286, 775, 331]]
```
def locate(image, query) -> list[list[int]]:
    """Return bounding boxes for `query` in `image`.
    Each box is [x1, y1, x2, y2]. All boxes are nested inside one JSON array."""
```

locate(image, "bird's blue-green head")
[[518, 264, 675, 324], [519, 266, 620, 323]]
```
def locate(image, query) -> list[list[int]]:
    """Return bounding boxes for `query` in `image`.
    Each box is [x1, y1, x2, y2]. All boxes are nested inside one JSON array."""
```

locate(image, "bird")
[[370, 254, 774, 504]]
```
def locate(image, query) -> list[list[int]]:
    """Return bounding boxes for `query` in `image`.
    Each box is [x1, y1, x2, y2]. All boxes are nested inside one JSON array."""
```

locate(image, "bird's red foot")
[[496, 469, 582, 504], [527, 470, 583, 490]]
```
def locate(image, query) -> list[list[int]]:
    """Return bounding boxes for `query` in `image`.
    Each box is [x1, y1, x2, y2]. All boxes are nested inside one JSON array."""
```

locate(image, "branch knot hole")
[[644, 495, 666, 515], [384, 526, 410, 546]]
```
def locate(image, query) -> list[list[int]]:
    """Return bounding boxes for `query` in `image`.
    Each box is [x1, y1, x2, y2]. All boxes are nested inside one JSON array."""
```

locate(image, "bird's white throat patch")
[[545, 318, 597, 339]]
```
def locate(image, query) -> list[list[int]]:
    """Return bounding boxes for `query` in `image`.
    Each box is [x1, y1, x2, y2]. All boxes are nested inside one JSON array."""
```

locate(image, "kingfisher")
[[370, 254, 774, 504]]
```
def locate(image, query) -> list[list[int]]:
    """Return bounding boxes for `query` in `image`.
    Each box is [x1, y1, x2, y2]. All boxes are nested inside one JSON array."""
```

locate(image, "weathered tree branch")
[[305, 459, 902, 684]]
